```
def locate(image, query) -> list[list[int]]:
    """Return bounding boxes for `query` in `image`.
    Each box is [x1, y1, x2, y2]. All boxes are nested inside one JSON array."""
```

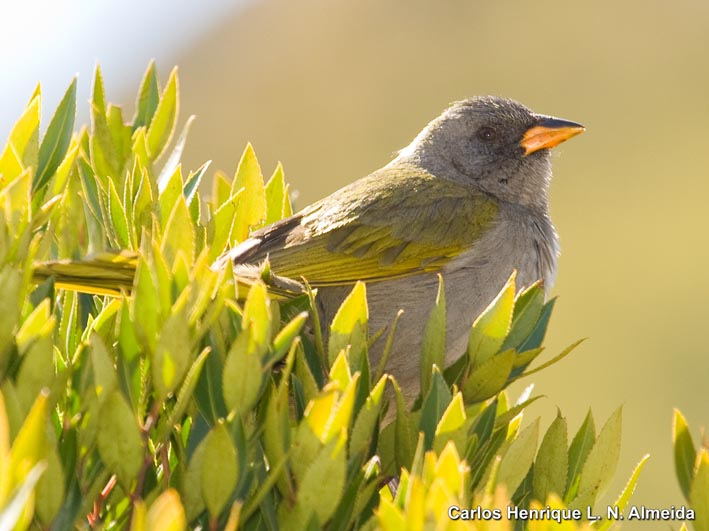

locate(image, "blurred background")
[[2, 0, 708, 525]]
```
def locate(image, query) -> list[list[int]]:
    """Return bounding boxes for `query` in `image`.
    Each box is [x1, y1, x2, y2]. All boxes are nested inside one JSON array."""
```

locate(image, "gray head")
[[396, 96, 584, 212]]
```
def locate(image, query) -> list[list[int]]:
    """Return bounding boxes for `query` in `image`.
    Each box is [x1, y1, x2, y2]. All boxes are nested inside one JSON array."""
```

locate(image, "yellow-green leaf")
[[420, 275, 445, 397], [153, 306, 191, 399], [264, 163, 287, 224], [328, 281, 368, 368], [533, 413, 568, 502], [35, 78, 76, 192], [133, 61, 159, 130], [230, 143, 266, 242], [201, 423, 238, 517], [690, 450, 709, 531], [496, 417, 539, 495], [34, 445, 65, 525], [597, 454, 650, 531], [673, 408, 696, 500], [467, 271, 516, 367], [146, 488, 186, 531], [7, 390, 49, 493], [161, 195, 195, 264], [223, 332, 263, 415], [9, 94, 40, 168], [571, 407, 622, 509], [108, 178, 131, 247], [286, 438, 346, 528], [146, 67, 179, 161], [96, 390, 143, 491], [462, 348, 515, 402]]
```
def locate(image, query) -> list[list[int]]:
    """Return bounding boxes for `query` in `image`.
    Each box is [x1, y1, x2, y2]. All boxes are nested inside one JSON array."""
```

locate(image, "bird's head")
[[397, 96, 584, 212]]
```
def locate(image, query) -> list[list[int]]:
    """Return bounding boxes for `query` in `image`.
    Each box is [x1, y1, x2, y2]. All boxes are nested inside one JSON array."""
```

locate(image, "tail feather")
[[32, 250, 307, 300], [32, 251, 139, 296]]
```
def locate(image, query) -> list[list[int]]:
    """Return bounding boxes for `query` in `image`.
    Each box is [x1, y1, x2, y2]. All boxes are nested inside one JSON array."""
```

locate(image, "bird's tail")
[[31, 250, 307, 300], [32, 251, 139, 296]]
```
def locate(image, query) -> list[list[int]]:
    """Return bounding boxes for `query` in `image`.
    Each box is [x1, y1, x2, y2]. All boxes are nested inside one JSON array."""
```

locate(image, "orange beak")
[[520, 117, 585, 156]]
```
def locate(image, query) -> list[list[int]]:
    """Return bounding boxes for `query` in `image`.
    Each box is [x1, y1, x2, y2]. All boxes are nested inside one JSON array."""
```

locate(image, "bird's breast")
[[316, 209, 558, 403]]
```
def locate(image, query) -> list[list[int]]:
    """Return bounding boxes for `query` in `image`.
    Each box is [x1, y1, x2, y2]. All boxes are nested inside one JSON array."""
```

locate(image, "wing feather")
[[221, 162, 499, 286]]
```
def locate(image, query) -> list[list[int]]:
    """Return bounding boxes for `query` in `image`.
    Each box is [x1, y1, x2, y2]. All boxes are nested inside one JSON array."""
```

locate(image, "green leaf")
[[673, 408, 696, 500], [7, 389, 49, 490], [34, 446, 65, 525], [268, 311, 308, 368], [435, 392, 466, 437], [467, 272, 516, 367], [183, 436, 206, 521], [146, 67, 179, 161], [90, 66, 119, 179], [230, 143, 266, 242], [533, 413, 568, 502], [517, 299, 556, 352], [35, 78, 77, 192], [420, 275, 445, 397], [328, 281, 368, 369], [157, 347, 210, 443], [90, 333, 118, 402], [393, 378, 416, 470], [153, 306, 191, 399], [201, 423, 238, 517], [264, 162, 288, 224], [571, 407, 622, 509], [16, 336, 55, 412], [262, 384, 293, 497], [183, 160, 210, 206], [0, 140, 23, 185], [133, 61, 159, 130], [207, 190, 241, 262], [8, 93, 40, 168], [496, 418, 539, 495], [132, 257, 160, 354], [418, 367, 451, 449], [107, 104, 132, 169], [516, 339, 585, 380], [96, 390, 143, 491], [566, 409, 595, 499], [286, 438, 346, 528], [690, 450, 709, 531], [107, 178, 132, 247], [462, 348, 515, 402], [0, 462, 45, 531], [78, 157, 103, 224], [350, 376, 387, 457], [161, 195, 196, 264], [596, 454, 650, 531], [242, 281, 271, 356], [501, 281, 544, 351], [145, 489, 186, 531], [223, 331, 263, 415], [132, 167, 155, 232], [0, 268, 22, 363]]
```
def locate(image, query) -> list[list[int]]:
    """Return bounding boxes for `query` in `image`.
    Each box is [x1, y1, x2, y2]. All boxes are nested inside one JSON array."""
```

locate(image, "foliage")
[[0, 64, 646, 530], [673, 409, 709, 530]]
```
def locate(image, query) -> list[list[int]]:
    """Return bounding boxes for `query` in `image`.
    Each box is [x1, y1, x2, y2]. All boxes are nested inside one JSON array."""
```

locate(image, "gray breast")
[[316, 205, 559, 404]]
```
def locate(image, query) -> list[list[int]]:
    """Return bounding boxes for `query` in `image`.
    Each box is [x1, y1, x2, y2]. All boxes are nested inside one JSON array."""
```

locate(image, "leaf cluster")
[[0, 64, 644, 530]]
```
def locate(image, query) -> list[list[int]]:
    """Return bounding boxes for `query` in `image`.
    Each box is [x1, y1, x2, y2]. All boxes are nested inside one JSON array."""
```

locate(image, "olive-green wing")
[[222, 163, 499, 286]]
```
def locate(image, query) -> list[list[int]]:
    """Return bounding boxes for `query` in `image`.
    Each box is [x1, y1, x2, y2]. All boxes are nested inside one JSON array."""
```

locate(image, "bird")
[[34, 96, 584, 401], [213, 96, 584, 400]]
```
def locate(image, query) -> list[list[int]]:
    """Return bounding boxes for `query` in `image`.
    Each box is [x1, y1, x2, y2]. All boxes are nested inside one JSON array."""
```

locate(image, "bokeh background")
[[3, 0, 709, 526]]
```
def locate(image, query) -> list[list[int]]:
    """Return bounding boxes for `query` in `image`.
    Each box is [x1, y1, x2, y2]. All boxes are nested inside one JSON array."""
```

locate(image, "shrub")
[[0, 63, 645, 530]]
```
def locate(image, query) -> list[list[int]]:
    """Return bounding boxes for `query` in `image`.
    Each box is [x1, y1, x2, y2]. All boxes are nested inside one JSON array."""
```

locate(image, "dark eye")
[[477, 126, 496, 141]]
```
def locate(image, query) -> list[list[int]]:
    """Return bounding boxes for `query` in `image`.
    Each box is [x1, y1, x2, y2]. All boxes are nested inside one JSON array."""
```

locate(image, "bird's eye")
[[477, 126, 496, 141]]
